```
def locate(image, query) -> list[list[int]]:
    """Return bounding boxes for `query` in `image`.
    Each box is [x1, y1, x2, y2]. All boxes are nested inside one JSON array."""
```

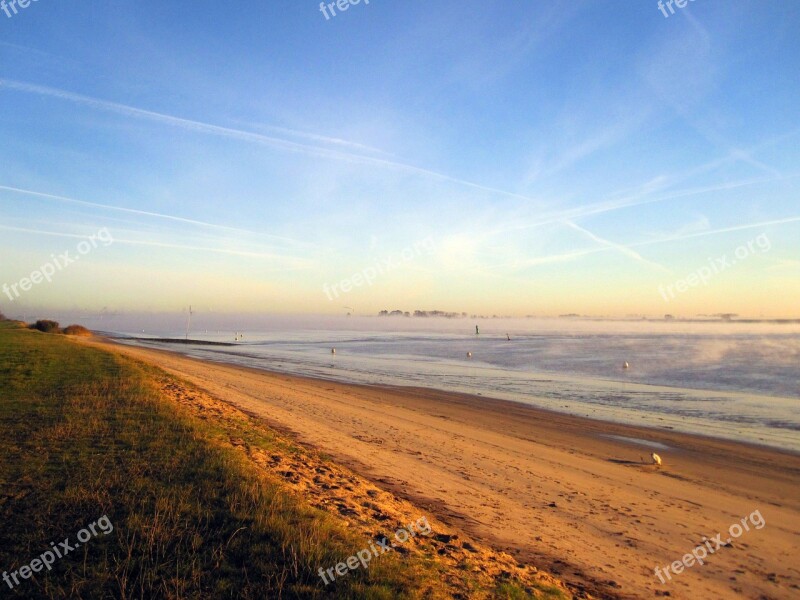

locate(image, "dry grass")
[[0, 323, 569, 599]]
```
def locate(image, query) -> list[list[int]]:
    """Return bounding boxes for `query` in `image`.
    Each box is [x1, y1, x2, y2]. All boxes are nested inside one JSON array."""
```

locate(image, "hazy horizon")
[[6, 311, 800, 337]]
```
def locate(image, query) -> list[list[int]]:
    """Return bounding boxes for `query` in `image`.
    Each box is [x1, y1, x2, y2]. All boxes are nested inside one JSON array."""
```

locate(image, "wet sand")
[[93, 338, 800, 599]]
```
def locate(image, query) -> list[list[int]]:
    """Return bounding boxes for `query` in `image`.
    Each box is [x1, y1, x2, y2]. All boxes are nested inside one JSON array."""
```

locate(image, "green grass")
[[494, 581, 567, 600], [0, 323, 444, 599]]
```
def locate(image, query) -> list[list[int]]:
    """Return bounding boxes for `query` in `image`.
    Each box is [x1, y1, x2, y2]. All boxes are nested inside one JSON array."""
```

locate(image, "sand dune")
[[95, 339, 800, 599]]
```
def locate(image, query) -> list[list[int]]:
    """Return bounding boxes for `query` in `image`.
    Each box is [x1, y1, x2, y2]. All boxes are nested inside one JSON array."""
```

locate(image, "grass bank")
[[0, 322, 568, 599]]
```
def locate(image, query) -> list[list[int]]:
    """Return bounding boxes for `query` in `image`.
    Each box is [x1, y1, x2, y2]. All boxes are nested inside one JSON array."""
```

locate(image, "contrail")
[[564, 220, 671, 273], [485, 126, 800, 239], [503, 215, 800, 270], [486, 174, 796, 237], [0, 224, 314, 266], [0, 79, 550, 206], [236, 120, 393, 157], [630, 215, 800, 248], [0, 184, 315, 248]]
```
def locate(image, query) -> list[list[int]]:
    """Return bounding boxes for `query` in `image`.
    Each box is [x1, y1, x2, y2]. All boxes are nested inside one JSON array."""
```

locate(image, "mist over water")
[[83, 315, 799, 452]]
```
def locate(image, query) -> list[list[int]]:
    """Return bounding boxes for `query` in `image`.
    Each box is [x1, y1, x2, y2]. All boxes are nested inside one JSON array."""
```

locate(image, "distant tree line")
[[378, 310, 471, 318]]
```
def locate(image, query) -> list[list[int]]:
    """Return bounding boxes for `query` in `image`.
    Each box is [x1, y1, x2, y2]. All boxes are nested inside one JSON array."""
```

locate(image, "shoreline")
[[118, 337, 800, 455], [114, 337, 800, 462], [91, 336, 800, 599]]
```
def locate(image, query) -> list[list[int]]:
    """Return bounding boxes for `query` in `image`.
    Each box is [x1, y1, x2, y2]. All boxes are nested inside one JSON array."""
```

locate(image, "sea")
[[100, 317, 799, 453]]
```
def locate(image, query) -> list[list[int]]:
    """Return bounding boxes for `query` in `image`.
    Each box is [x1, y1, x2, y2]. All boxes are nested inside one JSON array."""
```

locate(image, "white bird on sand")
[[623, 361, 630, 369], [651, 452, 662, 466]]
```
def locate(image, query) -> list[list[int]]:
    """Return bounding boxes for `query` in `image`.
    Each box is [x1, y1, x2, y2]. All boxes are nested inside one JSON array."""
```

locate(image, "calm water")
[[111, 319, 800, 453]]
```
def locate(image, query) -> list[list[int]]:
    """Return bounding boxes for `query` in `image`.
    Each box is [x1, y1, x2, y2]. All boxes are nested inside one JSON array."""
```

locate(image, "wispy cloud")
[[563, 220, 670, 273], [660, 214, 711, 239], [235, 119, 393, 158], [632, 215, 800, 247], [0, 184, 314, 248], [501, 215, 800, 271], [523, 103, 653, 186], [0, 79, 549, 207], [0, 223, 314, 268], [487, 173, 792, 238]]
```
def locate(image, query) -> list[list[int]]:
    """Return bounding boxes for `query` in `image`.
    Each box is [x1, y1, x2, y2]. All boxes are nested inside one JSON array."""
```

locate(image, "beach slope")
[[92, 338, 800, 599], [0, 324, 569, 599]]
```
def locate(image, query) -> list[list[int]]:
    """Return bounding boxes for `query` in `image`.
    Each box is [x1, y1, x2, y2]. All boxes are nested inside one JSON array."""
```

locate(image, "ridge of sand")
[[88, 338, 800, 599], [152, 371, 570, 598]]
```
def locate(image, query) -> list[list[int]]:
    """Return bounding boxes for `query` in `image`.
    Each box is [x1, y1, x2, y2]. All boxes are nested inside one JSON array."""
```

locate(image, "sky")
[[0, 0, 799, 320]]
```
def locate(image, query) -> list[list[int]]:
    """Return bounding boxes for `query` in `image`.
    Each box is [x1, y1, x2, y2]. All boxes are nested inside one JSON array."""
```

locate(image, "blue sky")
[[1, 0, 798, 318]]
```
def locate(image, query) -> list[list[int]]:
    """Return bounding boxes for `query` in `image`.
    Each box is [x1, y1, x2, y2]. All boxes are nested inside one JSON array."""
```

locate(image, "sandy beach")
[[95, 338, 800, 599]]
